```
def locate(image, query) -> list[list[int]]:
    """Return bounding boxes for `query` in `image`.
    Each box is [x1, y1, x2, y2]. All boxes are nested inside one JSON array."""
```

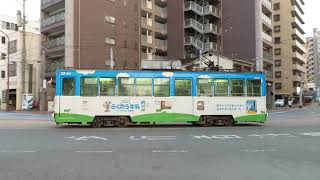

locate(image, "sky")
[[0, 0, 319, 37]]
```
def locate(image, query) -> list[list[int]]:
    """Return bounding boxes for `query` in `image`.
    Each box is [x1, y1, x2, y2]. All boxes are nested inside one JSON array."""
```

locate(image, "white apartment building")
[[0, 15, 41, 111]]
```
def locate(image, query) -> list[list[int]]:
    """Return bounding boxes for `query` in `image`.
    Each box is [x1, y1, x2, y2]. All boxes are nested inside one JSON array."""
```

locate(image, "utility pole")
[[21, 0, 26, 97]]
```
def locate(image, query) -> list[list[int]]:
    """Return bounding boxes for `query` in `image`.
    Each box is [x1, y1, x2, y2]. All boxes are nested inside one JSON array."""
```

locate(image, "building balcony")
[[292, 0, 304, 14], [41, 11, 65, 33], [141, 35, 153, 47], [292, 74, 303, 82], [293, 41, 306, 54], [292, 52, 307, 63], [141, 53, 168, 60], [291, 5, 305, 25], [154, 5, 167, 19], [184, 36, 217, 52], [141, 17, 153, 29], [184, 1, 220, 18], [154, 39, 167, 51], [262, 13, 272, 28], [42, 36, 65, 55], [262, 32, 273, 43], [292, 28, 306, 45], [154, 22, 167, 34], [155, 0, 167, 7], [41, 0, 64, 13], [264, 70, 274, 80], [262, 0, 272, 11], [291, 17, 305, 34], [263, 51, 273, 61], [184, 19, 218, 35], [292, 63, 306, 73], [141, 0, 153, 11]]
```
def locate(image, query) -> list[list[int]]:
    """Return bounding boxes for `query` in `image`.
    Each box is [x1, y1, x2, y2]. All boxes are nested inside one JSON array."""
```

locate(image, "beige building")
[[273, 0, 307, 100], [0, 15, 41, 111]]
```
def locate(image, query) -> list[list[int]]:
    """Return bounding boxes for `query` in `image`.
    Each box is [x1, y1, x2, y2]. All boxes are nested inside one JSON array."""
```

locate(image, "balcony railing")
[[184, 36, 217, 52], [184, 1, 220, 17], [42, 11, 65, 28], [43, 36, 65, 49], [262, 13, 272, 27], [41, 0, 63, 9], [154, 5, 167, 18], [185, 19, 218, 34], [141, 17, 153, 27], [155, 39, 167, 51], [262, 32, 272, 43], [263, 51, 273, 61], [154, 22, 167, 34], [141, 0, 153, 10], [262, 0, 272, 10]]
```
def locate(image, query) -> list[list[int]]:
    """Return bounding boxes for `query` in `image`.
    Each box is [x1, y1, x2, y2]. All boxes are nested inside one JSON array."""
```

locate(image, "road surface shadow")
[[56, 123, 264, 129]]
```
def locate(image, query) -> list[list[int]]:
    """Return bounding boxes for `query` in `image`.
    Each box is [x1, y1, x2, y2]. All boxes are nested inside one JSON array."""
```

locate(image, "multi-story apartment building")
[[273, 0, 307, 100], [167, 0, 221, 60], [306, 29, 320, 97], [221, 0, 274, 108], [41, 0, 169, 100], [0, 15, 41, 111]]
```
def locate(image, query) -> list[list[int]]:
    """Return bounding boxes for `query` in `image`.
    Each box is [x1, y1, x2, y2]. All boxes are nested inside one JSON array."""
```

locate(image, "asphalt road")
[[0, 107, 319, 180]]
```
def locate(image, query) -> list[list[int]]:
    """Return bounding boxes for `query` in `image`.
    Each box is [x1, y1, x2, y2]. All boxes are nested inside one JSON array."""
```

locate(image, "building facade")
[[273, 0, 307, 100], [0, 15, 41, 111], [306, 29, 320, 97], [221, 0, 274, 108]]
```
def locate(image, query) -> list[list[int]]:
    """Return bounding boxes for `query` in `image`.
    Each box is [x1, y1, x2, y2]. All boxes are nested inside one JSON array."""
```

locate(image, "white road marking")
[[269, 111, 288, 115], [75, 151, 113, 153], [300, 132, 320, 137], [192, 135, 242, 139], [129, 136, 177, 141], [65, 136, 108, 141], [152, 150, 188, 153], [0, 150, 37, 153], [248, 134, 296, 138], [241, 149, 276, 153]]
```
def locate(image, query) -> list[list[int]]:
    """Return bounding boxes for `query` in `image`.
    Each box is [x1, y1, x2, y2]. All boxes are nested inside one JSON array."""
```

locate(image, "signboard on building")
[[22, 94, 33, 110]]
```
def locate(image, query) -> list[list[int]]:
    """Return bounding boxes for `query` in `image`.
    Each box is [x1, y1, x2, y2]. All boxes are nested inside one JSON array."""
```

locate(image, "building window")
[[275, 60, 281, 67], [274, 37, 281, 44], [230, 79, 245, 96], [274, 26, 280, 33], [275, 48, 281, 55], [1, 71, 5, 78], [1, 53, 6, 60], [105, 37, 116, 45], [80, 77, 98, 96], [8, 40, 17, 54], [8, 63, 17, 77], [275, 83, 282, 90], [136, 78, 152, 96], [197, 79, 212, 96], [105, 16, 116, 24], [6, 22, 10, 29], [273, 3, 280, 10], [124, 40, 128, 48], [275, 71, 282, 78], [118, 78, 135, 96], [1, 36, 5, 44], [174, 79, 192, 96], [154, 78, 170, 97], [274, 15, 280, 21]]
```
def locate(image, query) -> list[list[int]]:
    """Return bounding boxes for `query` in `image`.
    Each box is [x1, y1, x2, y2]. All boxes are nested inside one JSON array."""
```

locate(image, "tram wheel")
[[90, 119, 103, 128], [116, 116, 130, 128], [200, 116, 213, 127]]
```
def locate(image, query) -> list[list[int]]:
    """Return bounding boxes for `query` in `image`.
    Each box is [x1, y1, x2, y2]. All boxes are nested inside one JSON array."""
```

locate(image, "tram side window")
[[247, 79, 261, 96], [175, 79, 192, 96], [62, 78, 75, 96], [81, 77, 98, 96], [230, 79, 245, 96], [197, 79, 212, 96], [214, 79, 228, 96], [136, 78, 152, 96], [100, 78, 116, 96], [154, 78, 170, 97], [118, 78, 134, 96]]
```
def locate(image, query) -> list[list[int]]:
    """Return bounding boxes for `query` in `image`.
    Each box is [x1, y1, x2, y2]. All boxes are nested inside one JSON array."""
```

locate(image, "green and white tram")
[[54, 69, 267, 127]]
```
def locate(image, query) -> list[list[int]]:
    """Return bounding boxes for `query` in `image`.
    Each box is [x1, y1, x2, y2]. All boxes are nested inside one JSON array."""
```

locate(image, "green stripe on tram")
[[234, 113, 267, 122], [132, 113, 200, 122], [55, 113, 94, 123]]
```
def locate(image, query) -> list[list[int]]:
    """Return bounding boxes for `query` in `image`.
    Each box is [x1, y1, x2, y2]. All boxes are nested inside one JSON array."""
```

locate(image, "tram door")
[[173, 79, 194, 118]]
